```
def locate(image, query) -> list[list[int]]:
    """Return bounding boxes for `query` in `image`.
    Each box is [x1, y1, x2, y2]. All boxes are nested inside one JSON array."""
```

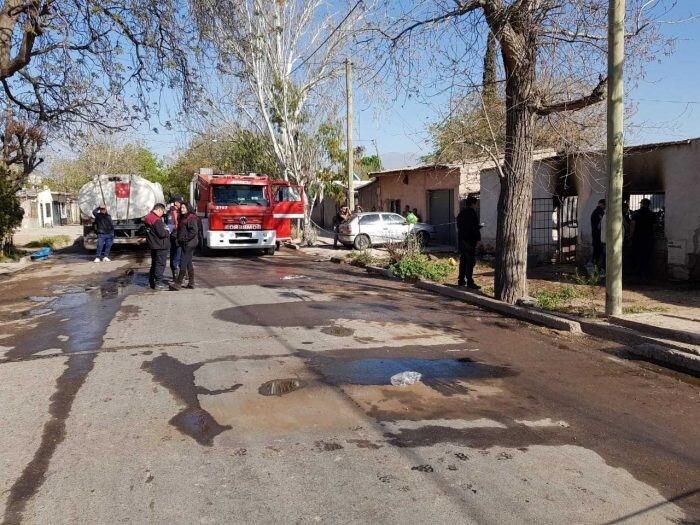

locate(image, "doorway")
[[427, 189, 454, 245]]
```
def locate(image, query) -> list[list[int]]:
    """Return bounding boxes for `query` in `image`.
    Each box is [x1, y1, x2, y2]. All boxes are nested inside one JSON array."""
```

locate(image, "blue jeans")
[[170, 236, 182, 271], [96, 233, 114, 258]]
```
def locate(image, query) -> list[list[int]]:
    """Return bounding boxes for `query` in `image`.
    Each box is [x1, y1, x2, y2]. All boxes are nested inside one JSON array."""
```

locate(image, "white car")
[[337, 212, 436, 250]]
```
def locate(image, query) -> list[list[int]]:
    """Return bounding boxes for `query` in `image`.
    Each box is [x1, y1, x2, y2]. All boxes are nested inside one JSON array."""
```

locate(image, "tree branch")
[[532, 76, 607, 116], [391, 1, 483, 43]]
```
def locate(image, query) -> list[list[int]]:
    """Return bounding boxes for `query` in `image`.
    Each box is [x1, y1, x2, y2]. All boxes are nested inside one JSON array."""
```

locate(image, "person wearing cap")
[[92, 205, 115, 262], [166, 196, 183, 280]]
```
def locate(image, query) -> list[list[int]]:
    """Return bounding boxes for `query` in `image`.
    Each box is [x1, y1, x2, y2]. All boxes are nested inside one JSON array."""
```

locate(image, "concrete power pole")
[[346, 58, 354, 211], [605, 0, 625, 316]]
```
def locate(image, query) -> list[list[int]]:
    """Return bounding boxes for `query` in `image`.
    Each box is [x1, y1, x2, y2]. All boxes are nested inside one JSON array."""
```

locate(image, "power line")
[[291, 0, 363, 74]]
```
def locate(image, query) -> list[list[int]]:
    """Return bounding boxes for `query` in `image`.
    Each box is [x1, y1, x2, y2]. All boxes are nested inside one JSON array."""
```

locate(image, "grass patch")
[[24, 235, 72, 250], [622, 304, 667, 314], [348, 250, 376, 267], [534, 285, 582, 311], [0, 245, 27, 262], [389, 253, 453, 282]]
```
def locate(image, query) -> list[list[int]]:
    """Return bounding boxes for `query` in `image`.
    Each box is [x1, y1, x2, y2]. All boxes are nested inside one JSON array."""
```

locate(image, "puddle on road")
[[304, 351, 514, 397], [141, 353, 242, 446], [2, 271, 135, 525], [258, 378, 306, 396]]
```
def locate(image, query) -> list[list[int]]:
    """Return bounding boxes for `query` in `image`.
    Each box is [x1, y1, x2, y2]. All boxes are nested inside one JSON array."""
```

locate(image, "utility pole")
[[605, 0, 625, 316], [345, 58, 354, 211]]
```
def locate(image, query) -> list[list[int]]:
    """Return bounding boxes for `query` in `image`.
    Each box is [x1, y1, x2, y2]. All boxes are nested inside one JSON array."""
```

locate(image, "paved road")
[[0, 249, 698, 524]]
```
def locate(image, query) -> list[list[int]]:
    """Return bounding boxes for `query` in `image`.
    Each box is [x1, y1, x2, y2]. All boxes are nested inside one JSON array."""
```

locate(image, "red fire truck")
[[190, 168, 304, 255]]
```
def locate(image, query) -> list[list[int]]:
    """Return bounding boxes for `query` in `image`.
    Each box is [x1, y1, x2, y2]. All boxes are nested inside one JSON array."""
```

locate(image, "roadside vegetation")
[[24, 235, 73, 250], [0, 245, 27, 262]]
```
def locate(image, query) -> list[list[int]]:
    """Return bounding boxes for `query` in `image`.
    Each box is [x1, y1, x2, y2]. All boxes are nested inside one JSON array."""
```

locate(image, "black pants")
[[634, 239, 654, 279], [149, 249, 168, 287], [458, 242, 476, 285], [177, 245, 195, 283]]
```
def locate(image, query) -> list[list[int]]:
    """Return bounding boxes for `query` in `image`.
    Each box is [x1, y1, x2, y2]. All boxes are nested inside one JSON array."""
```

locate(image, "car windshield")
[[213, 185, 268, 206]]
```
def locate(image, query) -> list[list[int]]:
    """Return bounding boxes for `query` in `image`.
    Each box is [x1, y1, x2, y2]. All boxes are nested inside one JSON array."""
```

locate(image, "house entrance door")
[[428, 189, 454, 245]]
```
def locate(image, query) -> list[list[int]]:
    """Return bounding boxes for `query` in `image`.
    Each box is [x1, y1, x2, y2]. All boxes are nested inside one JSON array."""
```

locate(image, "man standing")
[[456, 196, 481, 289], [590, 199, 606, 270], [166, 196, 183, 280], [144, 203, 169, 290], [92, 206, 115, 262], [333, 206, 351, 249], [631, 198, 657, 281]]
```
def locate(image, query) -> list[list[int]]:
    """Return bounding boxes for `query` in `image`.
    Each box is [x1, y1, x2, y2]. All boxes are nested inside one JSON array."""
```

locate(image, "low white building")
[[18, 188, 80, 229]]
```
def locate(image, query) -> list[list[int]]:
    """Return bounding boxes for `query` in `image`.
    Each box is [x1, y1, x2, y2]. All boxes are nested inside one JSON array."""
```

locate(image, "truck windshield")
[[213, 185, 268, 206]]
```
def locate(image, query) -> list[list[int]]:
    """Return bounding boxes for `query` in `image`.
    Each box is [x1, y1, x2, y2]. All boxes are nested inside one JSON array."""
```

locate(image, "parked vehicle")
[[191, 168, 304, 255], [337, 212, 436, 250], [78, 174, 165, 251]]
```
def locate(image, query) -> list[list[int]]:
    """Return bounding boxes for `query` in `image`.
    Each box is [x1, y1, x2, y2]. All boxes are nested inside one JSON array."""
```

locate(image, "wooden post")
[[605, 0, 625, 316]]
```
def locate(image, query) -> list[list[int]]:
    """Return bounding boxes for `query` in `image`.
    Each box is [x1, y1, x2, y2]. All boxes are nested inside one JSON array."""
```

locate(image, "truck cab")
[[191, 169, 304, 255]]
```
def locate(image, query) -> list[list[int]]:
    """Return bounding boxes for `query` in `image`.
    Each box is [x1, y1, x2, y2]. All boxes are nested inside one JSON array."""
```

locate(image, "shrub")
[[349, 249, 375, 267], [389, 253, 452, 282]]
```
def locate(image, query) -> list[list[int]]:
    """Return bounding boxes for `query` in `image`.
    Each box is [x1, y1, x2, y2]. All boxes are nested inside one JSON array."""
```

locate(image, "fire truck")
[[190, 168, 304, 255]]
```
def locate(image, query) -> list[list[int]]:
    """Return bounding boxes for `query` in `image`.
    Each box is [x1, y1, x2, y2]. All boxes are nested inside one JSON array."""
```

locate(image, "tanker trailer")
[[78, 174, 165, 251]]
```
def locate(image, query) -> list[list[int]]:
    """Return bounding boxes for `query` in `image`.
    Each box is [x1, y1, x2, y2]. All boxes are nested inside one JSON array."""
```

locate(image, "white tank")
[[78, 174, 165, 221]]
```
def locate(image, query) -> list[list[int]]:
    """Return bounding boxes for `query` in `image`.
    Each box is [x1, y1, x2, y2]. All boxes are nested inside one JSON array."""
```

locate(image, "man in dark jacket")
[[92, 206, 115, 262], [631, 198, 657, 281], [456, 196, 481, 289], [144, 203, 169, 290]]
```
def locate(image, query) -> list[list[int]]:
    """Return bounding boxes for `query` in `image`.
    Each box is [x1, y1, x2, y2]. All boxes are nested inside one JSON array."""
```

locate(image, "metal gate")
[[529, 196, 578, 263]]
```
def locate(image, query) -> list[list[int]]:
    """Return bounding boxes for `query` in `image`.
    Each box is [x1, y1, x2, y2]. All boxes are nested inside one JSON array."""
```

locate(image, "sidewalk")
[[1, 225, 83, 277]]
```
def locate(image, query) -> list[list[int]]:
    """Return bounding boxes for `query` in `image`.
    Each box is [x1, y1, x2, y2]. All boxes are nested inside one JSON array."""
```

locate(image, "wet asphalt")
[[0, 249, 698, 524]]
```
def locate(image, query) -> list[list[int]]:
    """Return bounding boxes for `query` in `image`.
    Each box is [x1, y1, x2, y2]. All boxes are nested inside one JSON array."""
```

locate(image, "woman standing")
[[169, 202, 199, 290]]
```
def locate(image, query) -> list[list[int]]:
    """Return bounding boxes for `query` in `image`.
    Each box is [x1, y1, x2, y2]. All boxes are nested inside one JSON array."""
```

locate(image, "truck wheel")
[[353, 234, 371, 250], [264, 246, 276, 256]]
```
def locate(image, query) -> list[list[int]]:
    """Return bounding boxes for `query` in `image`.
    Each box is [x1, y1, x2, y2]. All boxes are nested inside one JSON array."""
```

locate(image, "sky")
[[139, 0, 700, 170]]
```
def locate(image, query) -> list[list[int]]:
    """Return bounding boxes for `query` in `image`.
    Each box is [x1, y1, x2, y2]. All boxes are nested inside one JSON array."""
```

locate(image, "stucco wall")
[[572, 140, 700, 279], [372, 168, 461, 221], [480, 160, 561, 254]]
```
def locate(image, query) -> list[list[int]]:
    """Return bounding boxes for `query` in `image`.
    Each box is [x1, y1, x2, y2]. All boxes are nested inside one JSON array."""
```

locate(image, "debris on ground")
[[411, 464, 434, 473], [390, 371, 423, 386]]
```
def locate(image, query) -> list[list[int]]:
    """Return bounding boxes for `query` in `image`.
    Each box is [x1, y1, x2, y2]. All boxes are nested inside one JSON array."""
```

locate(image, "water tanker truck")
[[78, 174, 165, 251]]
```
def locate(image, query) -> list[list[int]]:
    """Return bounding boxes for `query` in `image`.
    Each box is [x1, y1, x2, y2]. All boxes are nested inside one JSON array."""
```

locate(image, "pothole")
[[258, 378, 306, 396], [321, 325, 355, 337]]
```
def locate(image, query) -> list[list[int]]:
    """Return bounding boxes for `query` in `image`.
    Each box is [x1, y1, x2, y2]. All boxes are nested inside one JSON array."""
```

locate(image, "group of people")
[[591, 197, 658, 280], [402, 205, 421, 225], [143, 197, 201, 291]]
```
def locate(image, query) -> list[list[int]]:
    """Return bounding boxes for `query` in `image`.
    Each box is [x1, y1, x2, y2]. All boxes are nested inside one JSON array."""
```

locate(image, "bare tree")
[[191, 0, 370, 239], [376, 0, 675, 303]]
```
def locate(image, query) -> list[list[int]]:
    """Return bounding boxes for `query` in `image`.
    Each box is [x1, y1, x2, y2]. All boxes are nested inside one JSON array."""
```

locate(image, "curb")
[[628, 343, 700, 374], [0, 256, 32, 278], [356, 264, 699, 375], [415, 281, 582, 333], [609, 315, 700, 346]]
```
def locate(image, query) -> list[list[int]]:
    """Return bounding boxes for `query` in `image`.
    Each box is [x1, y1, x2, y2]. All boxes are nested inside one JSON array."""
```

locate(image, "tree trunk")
[[494, 73, 535, 303], [301, 193, 317, 246]]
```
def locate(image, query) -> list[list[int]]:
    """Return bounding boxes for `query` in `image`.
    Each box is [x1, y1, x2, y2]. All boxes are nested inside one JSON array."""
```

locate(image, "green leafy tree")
[[0, 174, 24, 256], [46, 139, 165, 193], [166, 129, 279, 197]]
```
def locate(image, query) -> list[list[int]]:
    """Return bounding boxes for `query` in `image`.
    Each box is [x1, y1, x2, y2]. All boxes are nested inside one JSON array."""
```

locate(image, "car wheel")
[[415, 230, 429, 246], [264, 246, 276, 256], [353, 234, 371, 250]]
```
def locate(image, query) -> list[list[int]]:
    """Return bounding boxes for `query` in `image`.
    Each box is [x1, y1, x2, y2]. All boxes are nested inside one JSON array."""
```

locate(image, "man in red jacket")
[[144, 203, 169, 290]]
